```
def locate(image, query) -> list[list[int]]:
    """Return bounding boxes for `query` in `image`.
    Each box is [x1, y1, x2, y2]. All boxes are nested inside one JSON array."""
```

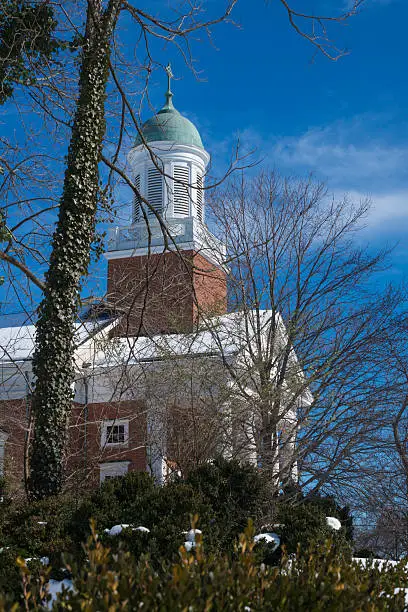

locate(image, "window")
[[132, 174, 141, 223], [196, 173, 203, 222], [101, 419, 129, 447], [173, 165, 190, 216], [99, 461, 130, 484], [147, 167, 163, 216], [107, 424, 126, 444]]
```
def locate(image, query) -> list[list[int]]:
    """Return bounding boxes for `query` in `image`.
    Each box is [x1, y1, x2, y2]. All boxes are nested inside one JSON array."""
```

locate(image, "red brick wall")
[[0, 398, 147, 495], [107, 250, 227, 337], [193, 252, 227, 321], [67, 400, 147, 489], [0, 399, 27, 496]]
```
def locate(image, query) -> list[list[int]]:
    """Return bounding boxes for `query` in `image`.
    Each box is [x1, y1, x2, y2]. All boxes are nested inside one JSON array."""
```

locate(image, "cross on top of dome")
[[134, 64, 204, 150], [163, 63, 174, 110]]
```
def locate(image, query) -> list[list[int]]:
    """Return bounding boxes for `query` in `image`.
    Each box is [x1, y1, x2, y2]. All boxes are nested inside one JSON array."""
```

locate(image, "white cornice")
[[128, 141, 210, 168]]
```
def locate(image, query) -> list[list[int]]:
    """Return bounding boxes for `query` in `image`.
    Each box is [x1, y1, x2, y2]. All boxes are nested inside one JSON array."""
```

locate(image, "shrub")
[[185, 456, 269, 547], [69, 460, 269, 561], [0, 494, 79, 566], [271, 499, 352, 564], [68, 471, 212, 561], [68, 471, 155, 543], [9, 521, 408, 611], [0, 547, 45, 603], [305, 493, 354, 541]]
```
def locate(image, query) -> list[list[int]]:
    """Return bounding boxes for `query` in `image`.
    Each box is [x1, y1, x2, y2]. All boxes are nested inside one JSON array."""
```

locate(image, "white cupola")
[[127, 65, 210, 225], [106, 65, 225, 267]]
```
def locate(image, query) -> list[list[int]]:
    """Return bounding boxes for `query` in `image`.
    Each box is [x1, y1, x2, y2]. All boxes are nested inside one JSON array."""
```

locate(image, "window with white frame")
[[101, 419, 129, 447], [99, 461, 130, 484]]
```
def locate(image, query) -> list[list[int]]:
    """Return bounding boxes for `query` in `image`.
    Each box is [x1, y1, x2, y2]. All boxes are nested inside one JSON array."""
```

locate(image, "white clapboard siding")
[[173, 165, 190, 216]]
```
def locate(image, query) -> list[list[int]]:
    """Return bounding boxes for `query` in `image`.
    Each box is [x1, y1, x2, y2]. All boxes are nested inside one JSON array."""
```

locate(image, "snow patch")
[[353, 557, 398, 570], [185, 529, 202, 543], [182, 528, 202, 551], [134, 526, 150, 533], [104, 524, 150, 536], [104, 524, 131, 536], [24, 556, 49, 566], [47, 579, 74, 606], [326, 516, 341, 531], [254, 532, 280, 551]]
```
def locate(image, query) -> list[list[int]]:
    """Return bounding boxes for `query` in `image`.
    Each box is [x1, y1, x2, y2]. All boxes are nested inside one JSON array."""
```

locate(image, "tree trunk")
[[28, 0, 120, 499]]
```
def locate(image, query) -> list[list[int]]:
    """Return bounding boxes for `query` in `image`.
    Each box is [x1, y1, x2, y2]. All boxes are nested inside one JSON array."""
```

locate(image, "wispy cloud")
[[274, 131, 407, 192], [227, 114, 408, 227]]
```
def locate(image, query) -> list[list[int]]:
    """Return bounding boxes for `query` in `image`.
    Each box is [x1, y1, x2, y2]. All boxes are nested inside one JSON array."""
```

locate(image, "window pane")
[[106, 424, 126, 444]]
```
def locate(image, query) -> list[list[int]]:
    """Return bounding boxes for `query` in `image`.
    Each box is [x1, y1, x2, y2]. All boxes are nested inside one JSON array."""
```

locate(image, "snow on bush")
[[183, 528, 202, 551], [104, 524, 150, 536], [104, 524, 131, 536], [326, 516, 341, 531], [24, 556, 49, 565], [47, 579, 74, 607], [185, 529, 202, 543], [134, 526, 150, 533], [353, 558, 398, 570], [254, 533, 280, 551]]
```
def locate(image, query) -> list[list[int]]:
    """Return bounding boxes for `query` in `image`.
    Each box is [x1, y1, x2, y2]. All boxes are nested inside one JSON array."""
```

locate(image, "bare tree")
[[205, 170, 404, 496], [0, 0, 367, 498]]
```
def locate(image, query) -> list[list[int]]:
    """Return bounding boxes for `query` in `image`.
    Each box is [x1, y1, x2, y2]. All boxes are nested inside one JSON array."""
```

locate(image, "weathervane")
[[164, 63, 174, 109], [165, 63, 174, 93]]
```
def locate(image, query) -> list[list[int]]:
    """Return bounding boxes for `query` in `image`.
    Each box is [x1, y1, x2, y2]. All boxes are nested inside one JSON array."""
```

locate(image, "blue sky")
[[162, 0, 408, 278], [1, 0, 407, 323]]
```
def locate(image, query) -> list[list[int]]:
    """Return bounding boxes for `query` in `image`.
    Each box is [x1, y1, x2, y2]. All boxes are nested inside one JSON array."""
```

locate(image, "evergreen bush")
[[185, 456, 269, 547], [274, 499, 352, 563], [0, 494, 79, 563], [5, 521, 408, 611]]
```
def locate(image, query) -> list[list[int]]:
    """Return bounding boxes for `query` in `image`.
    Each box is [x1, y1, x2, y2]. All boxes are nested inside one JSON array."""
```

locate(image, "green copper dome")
[[134, 89, 204, 150]]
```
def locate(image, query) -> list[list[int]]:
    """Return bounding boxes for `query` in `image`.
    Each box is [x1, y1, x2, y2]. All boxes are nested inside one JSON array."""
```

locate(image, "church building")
[[0, 69, 311, 494]]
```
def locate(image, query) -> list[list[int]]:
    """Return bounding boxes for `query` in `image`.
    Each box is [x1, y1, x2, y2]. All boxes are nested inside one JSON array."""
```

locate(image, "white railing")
[[107, 217, 226, 261]]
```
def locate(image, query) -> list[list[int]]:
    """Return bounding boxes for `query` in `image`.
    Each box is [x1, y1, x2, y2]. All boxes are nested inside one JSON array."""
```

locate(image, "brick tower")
[[105, 67, 227, 337]]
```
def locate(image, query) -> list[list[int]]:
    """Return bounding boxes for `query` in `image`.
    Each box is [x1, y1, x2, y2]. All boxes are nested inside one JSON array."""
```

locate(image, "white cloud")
[[270, 117, 408, 193], [362, 190, 408, 223], [219, 115, 408, 230], [336, 189, 408, 228]]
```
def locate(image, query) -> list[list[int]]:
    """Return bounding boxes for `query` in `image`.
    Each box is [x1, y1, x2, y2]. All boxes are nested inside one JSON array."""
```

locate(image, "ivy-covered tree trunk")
[[28, 0, 120, 499]]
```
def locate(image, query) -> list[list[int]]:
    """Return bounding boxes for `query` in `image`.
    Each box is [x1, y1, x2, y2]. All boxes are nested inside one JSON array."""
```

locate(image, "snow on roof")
[[0, 318, 115, 363], [92, 311, 284, 367], [0, 325, 36, 362]]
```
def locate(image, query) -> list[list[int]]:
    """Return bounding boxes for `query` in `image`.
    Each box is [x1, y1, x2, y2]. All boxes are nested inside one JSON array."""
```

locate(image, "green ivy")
[[0, 0, 60, 104], [28, 0, 121, 499]]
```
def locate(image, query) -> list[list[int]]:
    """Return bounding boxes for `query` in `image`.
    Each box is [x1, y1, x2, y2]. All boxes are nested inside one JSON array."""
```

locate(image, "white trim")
[[99, 461, 130, 483], [101, 419, 129, 448], [104, 243, 194, 260], [128, 141, 210, 168]]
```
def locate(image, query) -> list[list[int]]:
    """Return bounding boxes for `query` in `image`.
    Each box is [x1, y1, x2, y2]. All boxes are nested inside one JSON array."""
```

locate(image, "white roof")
[[0, 319, 113, 363], [0, 325, 36, 362], [91, 311, 285, 367]]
